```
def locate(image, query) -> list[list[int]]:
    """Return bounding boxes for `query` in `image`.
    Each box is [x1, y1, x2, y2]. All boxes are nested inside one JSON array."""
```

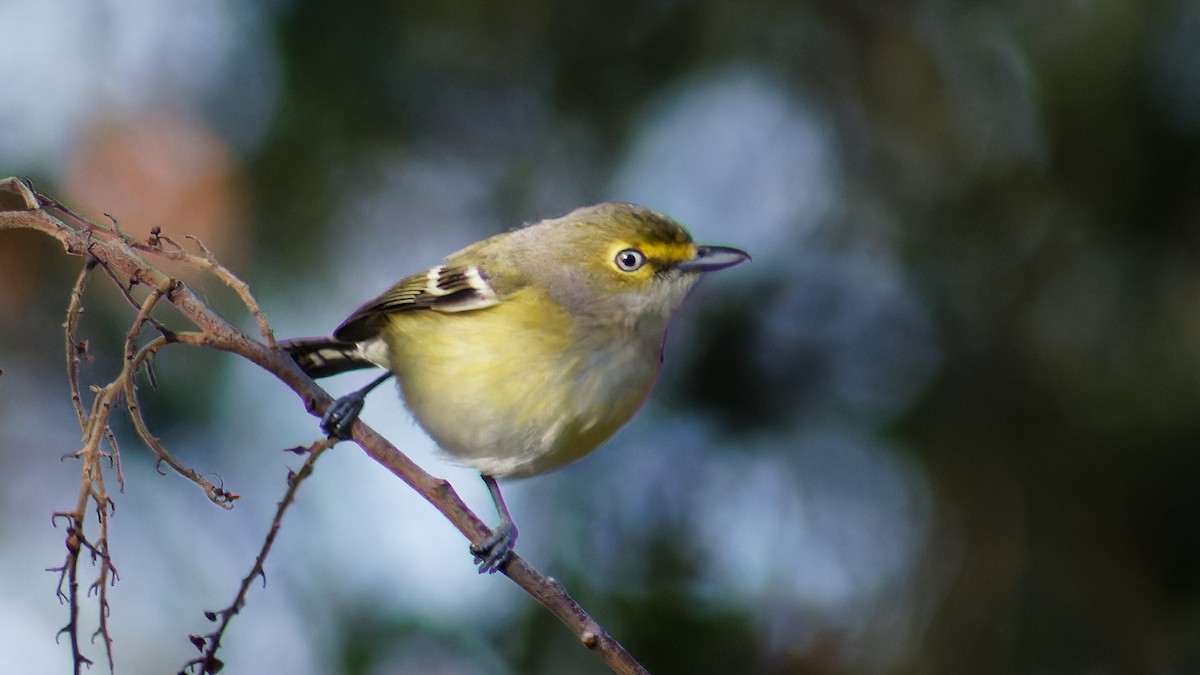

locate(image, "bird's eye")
[[614, 248, 647, 272]]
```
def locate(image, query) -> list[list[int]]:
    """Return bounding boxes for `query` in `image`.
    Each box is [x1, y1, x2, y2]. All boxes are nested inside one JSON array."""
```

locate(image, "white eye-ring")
[[614, 248, 647, 272]]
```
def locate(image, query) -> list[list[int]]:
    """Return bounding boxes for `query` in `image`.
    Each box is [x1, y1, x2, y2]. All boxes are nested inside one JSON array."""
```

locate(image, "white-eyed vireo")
[[283, 202, 748, 573]]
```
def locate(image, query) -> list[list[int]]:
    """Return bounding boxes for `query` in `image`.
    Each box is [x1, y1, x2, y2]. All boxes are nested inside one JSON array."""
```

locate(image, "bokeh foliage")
[[3, 0, 1200, 673]]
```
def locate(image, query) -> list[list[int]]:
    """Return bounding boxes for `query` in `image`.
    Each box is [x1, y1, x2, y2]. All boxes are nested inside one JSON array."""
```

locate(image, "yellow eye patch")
[[604, 240, 700, 280]]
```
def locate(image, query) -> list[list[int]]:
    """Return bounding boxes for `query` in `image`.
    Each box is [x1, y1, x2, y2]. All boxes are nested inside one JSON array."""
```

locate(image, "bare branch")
[[64, 260, 94, 429], [181, 438, 335, 675], [129, 233, 277, 347], [123, 333, 239, 507]]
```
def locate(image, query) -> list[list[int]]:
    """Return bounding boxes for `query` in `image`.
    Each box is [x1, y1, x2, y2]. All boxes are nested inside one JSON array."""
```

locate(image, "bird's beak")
[[677, 245, 751, 273]]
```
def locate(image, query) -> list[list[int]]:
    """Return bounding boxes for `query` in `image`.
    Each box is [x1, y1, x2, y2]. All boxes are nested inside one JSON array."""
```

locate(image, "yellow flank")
[[381, 285, 659, 477]]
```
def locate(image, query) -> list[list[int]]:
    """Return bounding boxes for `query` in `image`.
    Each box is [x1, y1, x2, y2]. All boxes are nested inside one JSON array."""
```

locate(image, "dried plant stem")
[[64, 260, 94, 429], [181, 439, 335, 675]]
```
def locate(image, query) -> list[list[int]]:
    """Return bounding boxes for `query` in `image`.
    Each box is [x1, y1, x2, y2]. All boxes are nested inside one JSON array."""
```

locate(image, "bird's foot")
[[320, 392, 365, 439], [471, 520, 517, 574]]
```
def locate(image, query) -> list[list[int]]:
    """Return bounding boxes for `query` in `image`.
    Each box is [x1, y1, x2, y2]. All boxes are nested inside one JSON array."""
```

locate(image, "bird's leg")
[[321, 372, 393, 439], [471, 474, 518, 574]]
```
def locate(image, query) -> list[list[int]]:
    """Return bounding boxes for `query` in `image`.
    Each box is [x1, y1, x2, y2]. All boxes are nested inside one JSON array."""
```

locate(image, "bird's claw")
[[471, 521, 517, 574], [321, 393, 365, 439]]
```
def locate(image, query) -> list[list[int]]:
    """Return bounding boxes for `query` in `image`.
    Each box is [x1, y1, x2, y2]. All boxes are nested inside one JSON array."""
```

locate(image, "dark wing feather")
[[333, 264, 502, 342]]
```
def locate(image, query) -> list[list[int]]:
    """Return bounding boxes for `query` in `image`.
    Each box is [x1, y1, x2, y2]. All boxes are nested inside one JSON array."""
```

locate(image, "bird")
[[281, 202, 749, 573]]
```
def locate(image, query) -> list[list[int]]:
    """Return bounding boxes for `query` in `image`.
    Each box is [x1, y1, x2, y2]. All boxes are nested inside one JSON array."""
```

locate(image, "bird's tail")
[[280, 337, 379, 379]]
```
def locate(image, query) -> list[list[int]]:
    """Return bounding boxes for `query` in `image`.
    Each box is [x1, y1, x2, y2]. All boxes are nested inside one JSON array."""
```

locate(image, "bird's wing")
[[333, 263, 505, 341]]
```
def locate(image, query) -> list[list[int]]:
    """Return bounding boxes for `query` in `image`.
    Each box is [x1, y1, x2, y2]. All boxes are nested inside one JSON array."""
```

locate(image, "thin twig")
[[53, 374, 124, 675], [64, 260, 94, 429], [90, 256, 171, 335], [122, 334, 240, 508], [47, 517, 92, 675], [180, 438, 336, 675], [133, 233, 277, 347], [186, 233, 276, 347]]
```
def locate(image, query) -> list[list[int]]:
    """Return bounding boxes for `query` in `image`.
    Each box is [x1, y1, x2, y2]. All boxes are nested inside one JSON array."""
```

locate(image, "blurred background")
[[2, 0, 1200, 673]]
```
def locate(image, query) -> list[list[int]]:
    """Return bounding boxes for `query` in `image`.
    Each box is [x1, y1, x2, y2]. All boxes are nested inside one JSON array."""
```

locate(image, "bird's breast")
[[380, 289, 662, 477]]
